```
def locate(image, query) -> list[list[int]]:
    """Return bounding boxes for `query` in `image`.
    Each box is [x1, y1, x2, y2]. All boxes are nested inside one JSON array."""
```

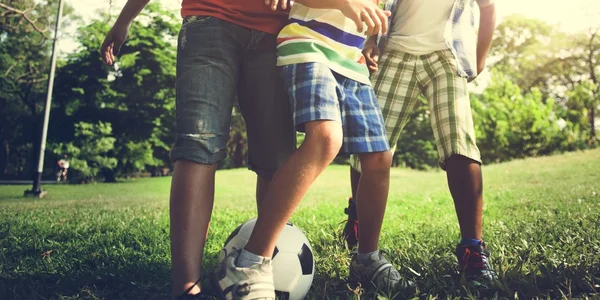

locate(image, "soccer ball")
[[221, 218, 315, 300]]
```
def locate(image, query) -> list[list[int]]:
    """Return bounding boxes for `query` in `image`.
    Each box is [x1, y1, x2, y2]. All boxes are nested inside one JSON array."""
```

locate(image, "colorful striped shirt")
[[276, 3, 371, 85]]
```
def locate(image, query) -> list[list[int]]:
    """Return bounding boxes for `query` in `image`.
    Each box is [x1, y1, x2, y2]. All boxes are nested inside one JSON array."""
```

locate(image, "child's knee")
[[359, 150, 393, 174], [303, 121, 343, 162]]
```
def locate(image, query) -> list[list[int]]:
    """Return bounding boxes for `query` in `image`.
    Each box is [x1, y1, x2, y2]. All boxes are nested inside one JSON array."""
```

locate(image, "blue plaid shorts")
[[280, 62, 389, 154]]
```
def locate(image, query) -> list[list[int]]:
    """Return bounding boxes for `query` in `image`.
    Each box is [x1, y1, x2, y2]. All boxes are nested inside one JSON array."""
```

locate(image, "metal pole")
[[25, 0, 64, 198]]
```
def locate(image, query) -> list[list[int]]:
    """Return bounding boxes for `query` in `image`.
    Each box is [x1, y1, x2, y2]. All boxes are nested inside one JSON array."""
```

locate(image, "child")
[[100, 1, 296, 299], [342, 0, 497, 283], [215, 0, 414, 298]]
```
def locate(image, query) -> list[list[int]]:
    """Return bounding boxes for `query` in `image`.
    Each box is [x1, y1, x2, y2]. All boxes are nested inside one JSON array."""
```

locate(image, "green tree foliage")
[[0, 0, 76, 178], [221, 106, 248, 169], [3, 5, 599, 180], [472, 70, 564, 163], [490, 15, 599, 143], [563, 80, 599, 146], [51, 121, 117, 183], [393, 97, 437, 170], [51, 3, 176, 181]]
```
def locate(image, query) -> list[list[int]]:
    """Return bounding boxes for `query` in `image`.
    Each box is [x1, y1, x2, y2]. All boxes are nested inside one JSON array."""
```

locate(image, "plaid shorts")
[[281, 62, 389, 154], [351, 49, 481, 170]]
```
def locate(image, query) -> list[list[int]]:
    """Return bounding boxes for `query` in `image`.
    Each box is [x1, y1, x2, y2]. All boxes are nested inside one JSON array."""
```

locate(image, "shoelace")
[[350, 220, 359, 240], [461, 247, 487, 270]]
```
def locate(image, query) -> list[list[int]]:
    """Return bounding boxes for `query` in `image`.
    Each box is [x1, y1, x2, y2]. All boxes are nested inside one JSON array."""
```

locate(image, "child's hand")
[[362, 39, 379, 73], [340, 0, 390, 36], [265, 0, 290, 11], [100, 22, 129, 66]]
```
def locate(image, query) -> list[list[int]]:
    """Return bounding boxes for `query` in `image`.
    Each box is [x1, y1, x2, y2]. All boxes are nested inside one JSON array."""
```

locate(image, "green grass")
[[1, 149, 599, 299]]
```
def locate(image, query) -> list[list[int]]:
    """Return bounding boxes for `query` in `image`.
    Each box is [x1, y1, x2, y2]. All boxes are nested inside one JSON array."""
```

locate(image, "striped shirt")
[[276, 3, 371, 85]]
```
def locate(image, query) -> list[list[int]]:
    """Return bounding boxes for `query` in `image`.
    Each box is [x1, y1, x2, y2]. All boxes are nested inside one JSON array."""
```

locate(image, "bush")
[[51, 122, 118, 183]]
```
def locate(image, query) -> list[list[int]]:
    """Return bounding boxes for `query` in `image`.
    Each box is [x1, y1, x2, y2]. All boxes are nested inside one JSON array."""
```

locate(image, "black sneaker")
[[342, 197, 359, 250], [455, 241, 497, 283], [349, 251, 416, 295]]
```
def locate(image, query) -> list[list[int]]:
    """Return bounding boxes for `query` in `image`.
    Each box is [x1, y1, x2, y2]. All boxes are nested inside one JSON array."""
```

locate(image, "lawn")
[[1, 149, 599, 299]]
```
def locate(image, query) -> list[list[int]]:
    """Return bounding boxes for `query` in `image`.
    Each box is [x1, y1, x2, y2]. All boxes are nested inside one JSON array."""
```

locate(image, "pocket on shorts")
[[181, 15, 213, 27]]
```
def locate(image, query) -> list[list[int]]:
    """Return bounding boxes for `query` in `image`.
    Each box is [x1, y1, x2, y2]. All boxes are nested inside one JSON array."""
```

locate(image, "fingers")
[[364, 49, 378, 73], [369, 7, 382, 36], [265, 0, 286, 11], [376, 9, 389, 35], [360, 5, 389, 36], [372, 46, 380, 62], [350, 12, 364, 33], [363, 47, 380, 67], [363, 48, 375, 65], [100, 36, 114, 65], [100, 32, 125, 66], [360, 9, 378, 36], [368, 64, 378, 73], [112, 38, 124, 56]]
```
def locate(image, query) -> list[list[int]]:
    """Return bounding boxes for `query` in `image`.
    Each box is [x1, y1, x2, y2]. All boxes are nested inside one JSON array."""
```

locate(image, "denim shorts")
[[281, 62, 389, 154], [171, 16, 296, 178]]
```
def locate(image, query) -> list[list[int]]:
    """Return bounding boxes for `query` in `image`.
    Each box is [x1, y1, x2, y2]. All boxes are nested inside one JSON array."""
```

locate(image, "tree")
[[472, 70, 565, 162], [490, 15, 598, 95], [51, 3, 177, 181], [0, 0, 76, 178], [489, 14, 599, 148], [489, 15, 573, 96], [565, 80, 599, 145], [393, 97, 437, 169], [225, 106, 248, 169], [51, 121, 118, 183]]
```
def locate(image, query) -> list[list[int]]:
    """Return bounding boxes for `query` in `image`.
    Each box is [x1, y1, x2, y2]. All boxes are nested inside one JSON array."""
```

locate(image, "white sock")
[[358, 250, 379, 265], [236, 249, 265, 268]]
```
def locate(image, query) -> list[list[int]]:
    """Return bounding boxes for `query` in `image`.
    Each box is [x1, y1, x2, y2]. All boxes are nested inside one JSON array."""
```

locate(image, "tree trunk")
[[102, 168, 117, 183], [591, 105, 596, 144], [0, 138, 8, 177], [231, 133, 245, 168]]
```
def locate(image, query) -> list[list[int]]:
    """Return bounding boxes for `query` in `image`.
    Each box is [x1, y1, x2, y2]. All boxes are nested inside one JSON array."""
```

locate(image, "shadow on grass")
[[0, 261, 171, 300]]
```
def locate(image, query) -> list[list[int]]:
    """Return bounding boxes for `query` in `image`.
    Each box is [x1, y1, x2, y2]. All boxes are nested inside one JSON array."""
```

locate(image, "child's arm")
[[100, 0, 151, 66], [475, 1, 496, 74], [266, 0, 390, 36]]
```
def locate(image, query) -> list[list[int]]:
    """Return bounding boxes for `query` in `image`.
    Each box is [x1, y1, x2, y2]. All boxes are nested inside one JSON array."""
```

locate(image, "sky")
[[59, 0, 600, 54]]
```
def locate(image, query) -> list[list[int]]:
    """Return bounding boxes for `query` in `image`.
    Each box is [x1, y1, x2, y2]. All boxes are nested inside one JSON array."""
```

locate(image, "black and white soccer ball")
[[221, 218, 315, 300]]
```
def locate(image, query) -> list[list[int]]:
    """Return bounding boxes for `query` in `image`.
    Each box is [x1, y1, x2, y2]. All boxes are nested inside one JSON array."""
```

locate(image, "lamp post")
[[24, 0, 64, 198]]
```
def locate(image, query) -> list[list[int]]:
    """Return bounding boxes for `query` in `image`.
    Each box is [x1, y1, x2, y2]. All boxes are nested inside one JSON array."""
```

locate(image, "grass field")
[[1, 149, 599, 299]]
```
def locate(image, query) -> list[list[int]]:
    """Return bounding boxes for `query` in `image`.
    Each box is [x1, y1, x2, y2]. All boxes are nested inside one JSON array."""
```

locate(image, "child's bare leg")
[[355, 150, 393, 253], [255, 176, 271, 213], [169, 160, 216, 298], [349, 150, 407, 292], [244, 120, 343, 257]]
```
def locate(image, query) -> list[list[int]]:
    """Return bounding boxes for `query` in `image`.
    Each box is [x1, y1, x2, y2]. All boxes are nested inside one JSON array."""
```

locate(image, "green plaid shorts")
[[351, 49, 481, 171]]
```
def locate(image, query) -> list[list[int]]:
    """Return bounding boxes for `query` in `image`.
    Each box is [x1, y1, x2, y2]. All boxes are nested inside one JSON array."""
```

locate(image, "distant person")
[[342, 0, 498, 284], [100, 0, 295, 298], [57, 154, 69, 182]]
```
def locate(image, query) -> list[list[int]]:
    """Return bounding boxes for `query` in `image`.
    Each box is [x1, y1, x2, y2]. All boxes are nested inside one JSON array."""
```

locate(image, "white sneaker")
[[214, 248, 275, 300]]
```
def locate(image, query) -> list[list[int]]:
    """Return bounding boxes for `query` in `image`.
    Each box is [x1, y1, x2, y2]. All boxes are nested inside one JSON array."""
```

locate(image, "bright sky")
[[59, 0, 600, 54]]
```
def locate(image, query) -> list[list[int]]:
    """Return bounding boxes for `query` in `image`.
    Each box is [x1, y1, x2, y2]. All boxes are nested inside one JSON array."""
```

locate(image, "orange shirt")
[[181, 0, 289, 35]]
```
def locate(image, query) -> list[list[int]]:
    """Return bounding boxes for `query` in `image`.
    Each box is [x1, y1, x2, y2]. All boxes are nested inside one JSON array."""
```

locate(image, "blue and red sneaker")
[[455, 241, 497, 283]]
